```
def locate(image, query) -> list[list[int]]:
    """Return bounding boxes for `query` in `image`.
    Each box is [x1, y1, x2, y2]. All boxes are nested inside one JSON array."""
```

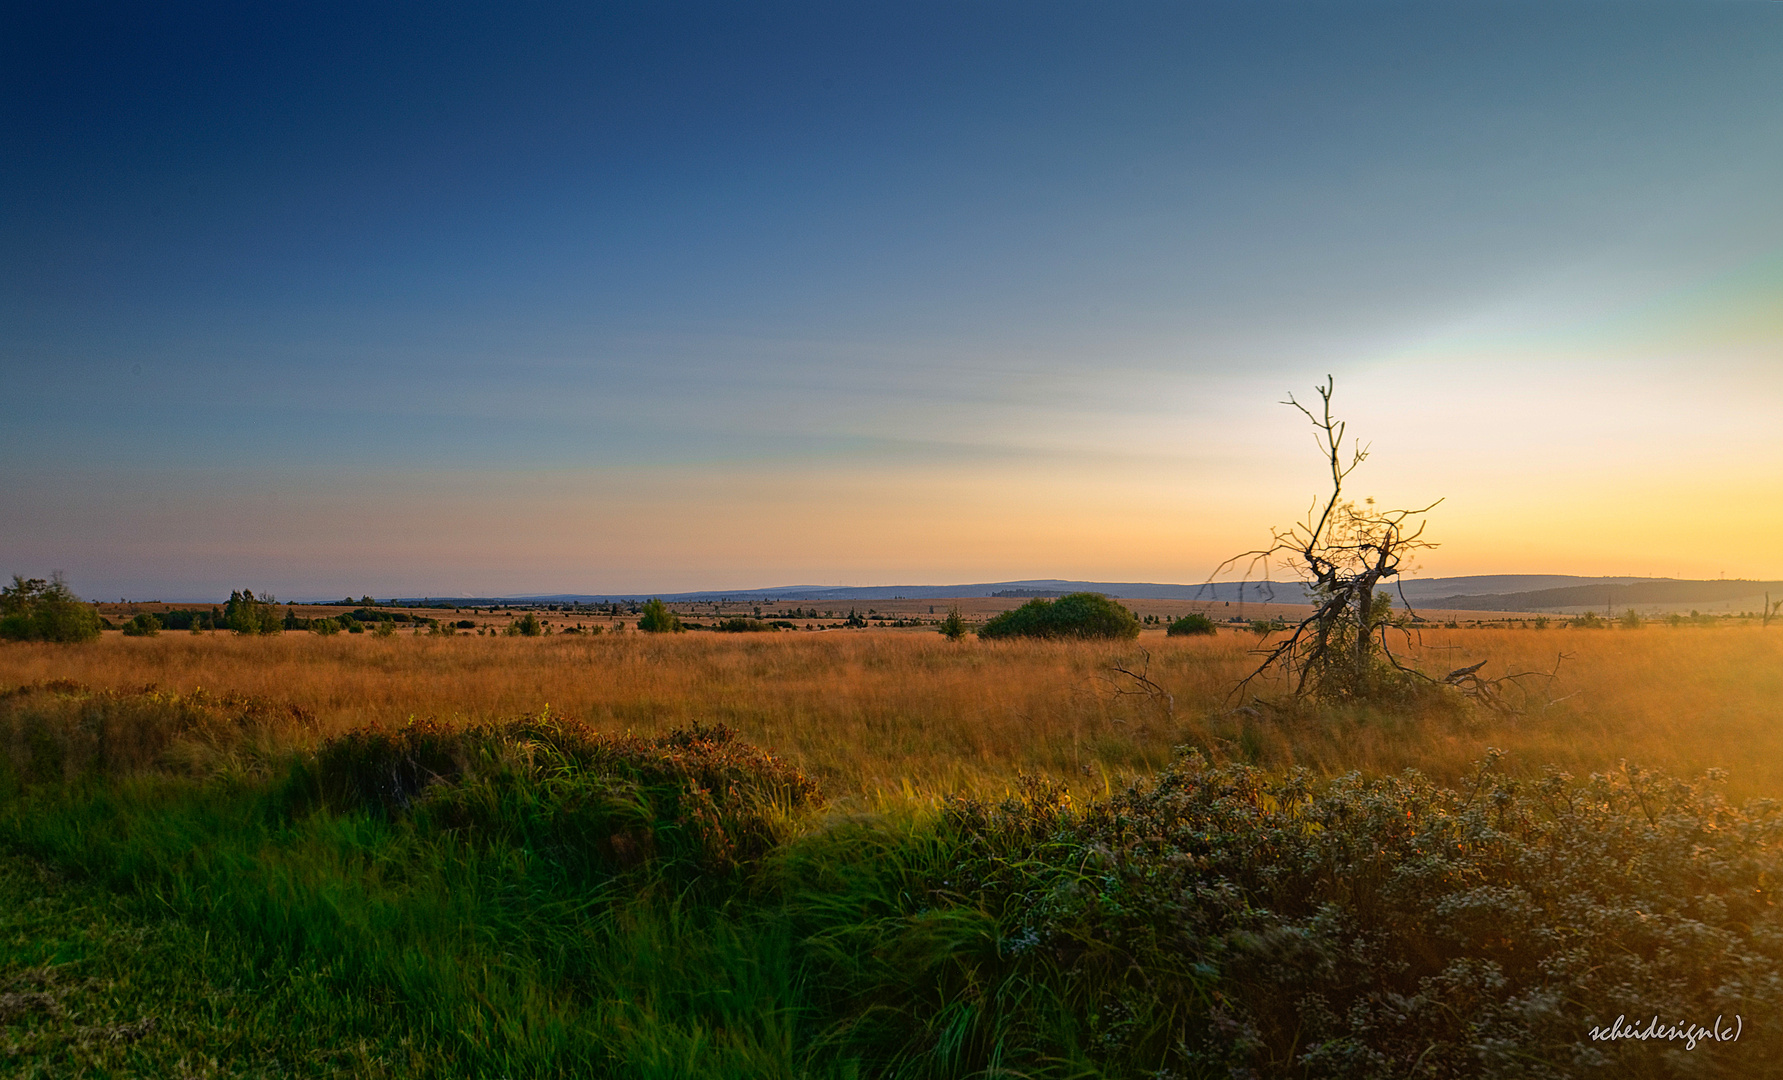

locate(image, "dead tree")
[[1764, 592, 1783, 629], [1211, 376, 1440, 702]]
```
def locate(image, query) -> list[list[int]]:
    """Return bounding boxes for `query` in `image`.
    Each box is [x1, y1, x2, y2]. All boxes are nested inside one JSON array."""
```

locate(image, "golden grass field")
[[5, 620, 1782, 804]]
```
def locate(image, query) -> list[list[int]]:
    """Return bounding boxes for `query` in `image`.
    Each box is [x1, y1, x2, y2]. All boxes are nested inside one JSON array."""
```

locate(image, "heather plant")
[[859, 751, 1783, 1078]]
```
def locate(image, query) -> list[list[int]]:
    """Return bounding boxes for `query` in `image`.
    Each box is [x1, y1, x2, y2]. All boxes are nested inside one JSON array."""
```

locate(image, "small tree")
[[637, 599, 684, 633], [224, 590, 283, 635], [0, 573, 102, 643], [1213, 378, 1439, 702], [938, 605, 968, 641], [122, 612, 162, 637]]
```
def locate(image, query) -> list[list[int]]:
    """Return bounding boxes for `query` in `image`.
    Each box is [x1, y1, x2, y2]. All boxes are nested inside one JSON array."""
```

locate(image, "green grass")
[[8, 683, 1783, 1078], [0, 849, 423, 1078]]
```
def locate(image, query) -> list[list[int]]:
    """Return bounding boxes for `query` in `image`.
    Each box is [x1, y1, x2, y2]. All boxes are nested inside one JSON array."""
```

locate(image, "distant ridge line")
[[385, 574, 1764, 608]]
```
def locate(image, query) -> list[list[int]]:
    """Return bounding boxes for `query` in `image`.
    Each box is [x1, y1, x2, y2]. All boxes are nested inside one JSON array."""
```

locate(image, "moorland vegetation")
[[4, 625, 1783, 1076]]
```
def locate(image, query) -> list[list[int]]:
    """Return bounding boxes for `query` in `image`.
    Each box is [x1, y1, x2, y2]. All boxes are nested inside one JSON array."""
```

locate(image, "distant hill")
[[391, 574, 1747, 608], [1423, 579, 1783, 613]]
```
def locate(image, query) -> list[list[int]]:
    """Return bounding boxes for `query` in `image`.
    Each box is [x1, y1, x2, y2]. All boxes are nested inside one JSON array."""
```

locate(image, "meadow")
[[3, 623, 1782, 799], [5, 622, 1783, 1078]]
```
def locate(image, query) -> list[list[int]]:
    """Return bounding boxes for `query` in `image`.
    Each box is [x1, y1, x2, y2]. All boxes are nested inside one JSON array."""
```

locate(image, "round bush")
[[1166, 613, 1216, 636], [637, 598, 684, 633], [977, 592, 1140, 641]]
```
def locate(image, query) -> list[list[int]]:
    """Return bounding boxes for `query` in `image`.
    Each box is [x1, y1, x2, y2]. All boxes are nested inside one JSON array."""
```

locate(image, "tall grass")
[[6, 692, 1782, 1077], [4, 626, 1783, 799]]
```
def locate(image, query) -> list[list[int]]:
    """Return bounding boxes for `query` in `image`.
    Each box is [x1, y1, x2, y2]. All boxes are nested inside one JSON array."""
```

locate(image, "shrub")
[[977, 592, 1140, 641], [152, 608, 215, 632], [121, 613, 161, 637], [637, 598, 683, 634], [1166, 612, 1216, 636], [311, 618, 341, 636], [715, 618, 772, 633], [1620, 608, 1644, 629], [938, 606, 968, 641], [224, 590, 282, 635], [0, 574, 102, 643], [504, 612, 543, 636]]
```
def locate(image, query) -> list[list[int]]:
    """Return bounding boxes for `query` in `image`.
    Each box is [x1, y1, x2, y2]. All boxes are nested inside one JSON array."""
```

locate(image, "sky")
[[4, 1, 1783, 600]]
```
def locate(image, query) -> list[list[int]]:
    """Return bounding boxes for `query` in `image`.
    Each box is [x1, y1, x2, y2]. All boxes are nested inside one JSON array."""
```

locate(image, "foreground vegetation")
[[3, 627, 1782, 800], [5, 628, 1783, 1076]]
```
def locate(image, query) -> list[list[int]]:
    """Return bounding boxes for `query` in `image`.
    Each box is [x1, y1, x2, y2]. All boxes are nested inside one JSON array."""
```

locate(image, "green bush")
[[504, 612, 543, 636], [715, 617, 772, 633], [224, 590, 282, 635], [0, 574, 102, 643], [637, 598, 684, 633], [151, 608, 216, 632], [976, 592, 1140, 641], [121, 613, 161, 637], [938, 606, 968, 641], [311, 617, 341, 636], [1166, 612, 1217, 636]]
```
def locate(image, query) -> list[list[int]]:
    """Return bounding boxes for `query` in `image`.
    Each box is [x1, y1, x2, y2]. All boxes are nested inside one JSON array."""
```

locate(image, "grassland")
[[6, 622, 1783, 1078], [3, 623, 1782, 800]]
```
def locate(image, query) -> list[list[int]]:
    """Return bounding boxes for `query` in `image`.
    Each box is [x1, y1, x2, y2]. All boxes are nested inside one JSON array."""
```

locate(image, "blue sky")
[[5, 1, 1782, 599]]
